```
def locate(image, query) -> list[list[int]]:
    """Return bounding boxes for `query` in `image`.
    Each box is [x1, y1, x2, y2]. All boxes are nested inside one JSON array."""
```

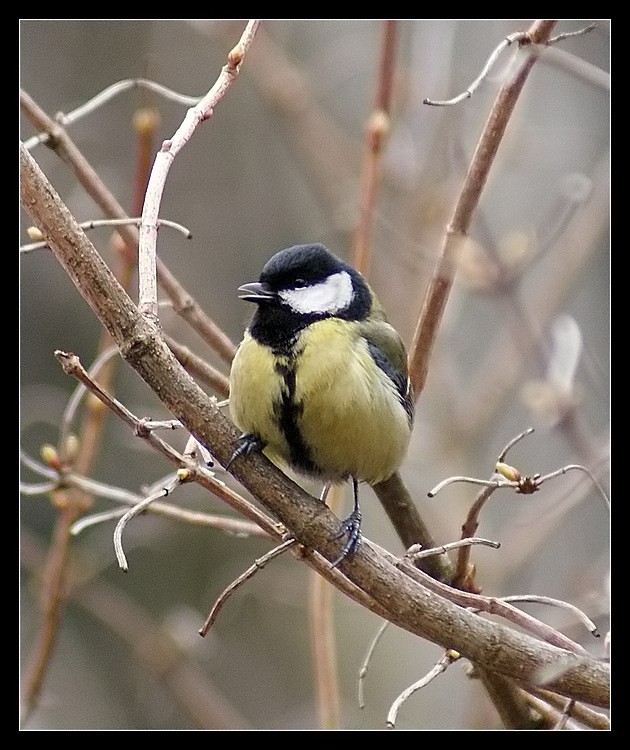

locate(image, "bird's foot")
[[226, 433, 265, 471], [330, 506, 362, 568]]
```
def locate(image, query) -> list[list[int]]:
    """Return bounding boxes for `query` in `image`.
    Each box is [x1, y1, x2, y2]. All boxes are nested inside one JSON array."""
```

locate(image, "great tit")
[[228, 243, 414, 566]]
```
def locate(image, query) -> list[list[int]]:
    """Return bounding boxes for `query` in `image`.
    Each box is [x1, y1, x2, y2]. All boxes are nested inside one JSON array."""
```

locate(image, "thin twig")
[[64, 472, 265, 538], [408, 20, 557, 399], [523, 686, 610, 730], [500, 595, 599, 638], [536, 464, 610, 508], [199, 539, 297, 636], [20, 481, 57, 495], [424, 24, 597, 107], [20, 450, 57, 479], [21, 217, 191, 253], [428, 475, 508, 497], [71, 507, 128, 534], [358, 620, 390, 709], [424, 32, 528, 106], [386, 650, 460, 728], [58, 346, 119, 454], [138, 19, 261, 319], [22, 78, 203, 150], [499, 427, 535, 461], [352, 19, 398, 276], [407, 537, 500, 560], [546, 24, 597, 46], [55, 352, 185, 464], [114, 476, 182, 571]]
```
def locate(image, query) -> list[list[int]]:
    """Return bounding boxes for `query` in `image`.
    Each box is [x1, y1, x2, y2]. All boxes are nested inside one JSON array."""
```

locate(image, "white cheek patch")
[[279, 271, 354, 315]]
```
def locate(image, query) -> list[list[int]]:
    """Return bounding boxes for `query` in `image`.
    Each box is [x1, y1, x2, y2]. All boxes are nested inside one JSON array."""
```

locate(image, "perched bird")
[[228, 243, 414, 566]]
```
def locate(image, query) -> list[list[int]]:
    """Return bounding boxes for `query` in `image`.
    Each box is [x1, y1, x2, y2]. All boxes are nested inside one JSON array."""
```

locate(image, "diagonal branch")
[[408, 20, 558, 399]]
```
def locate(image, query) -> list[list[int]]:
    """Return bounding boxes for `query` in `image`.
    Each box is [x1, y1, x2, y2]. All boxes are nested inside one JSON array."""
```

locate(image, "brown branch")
[[53, 350, 274, 536], [352, 20, 398, 277], [398, 25, 578, 724], [478, 670, 545, 729], [21, 507, 81, 721], [19, 88, 243, 713], [199, 539, 297, 636], [372, 472, 452, 582], [309, 483, 344, 729], [408, 20, 558, 399]]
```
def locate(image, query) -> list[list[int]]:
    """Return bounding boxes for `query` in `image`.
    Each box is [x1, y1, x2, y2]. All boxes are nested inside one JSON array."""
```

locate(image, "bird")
[[227, 243, 414, 566]]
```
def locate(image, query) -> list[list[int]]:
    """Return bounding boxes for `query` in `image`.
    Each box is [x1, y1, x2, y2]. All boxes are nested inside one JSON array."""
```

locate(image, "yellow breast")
[[229, 319, 412, 485]]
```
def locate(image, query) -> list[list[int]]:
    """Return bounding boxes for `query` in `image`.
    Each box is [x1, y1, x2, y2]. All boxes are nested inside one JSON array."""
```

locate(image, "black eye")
[[294, 278, 307, 288]]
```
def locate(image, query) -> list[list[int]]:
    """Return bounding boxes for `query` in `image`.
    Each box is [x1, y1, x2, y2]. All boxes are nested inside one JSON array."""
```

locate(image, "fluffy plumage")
[[228, 243, 414, 565]]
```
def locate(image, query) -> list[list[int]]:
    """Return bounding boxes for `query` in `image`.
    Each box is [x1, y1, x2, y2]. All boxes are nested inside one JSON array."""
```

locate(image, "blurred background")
[[20, 20, 610, 730]]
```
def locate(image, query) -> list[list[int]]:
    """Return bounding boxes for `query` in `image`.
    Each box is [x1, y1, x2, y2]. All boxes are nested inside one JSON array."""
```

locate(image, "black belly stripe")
[[273, 359, 320, 475]]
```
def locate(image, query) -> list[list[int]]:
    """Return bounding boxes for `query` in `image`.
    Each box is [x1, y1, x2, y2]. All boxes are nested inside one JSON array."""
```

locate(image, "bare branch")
[[407, 537, 500, 560], [138, 19, 261, 318], [22, 78, 203, 150], [20, 89, 238, 365], [537, 464, 610, 508], [501, 595, 599, 639], [358, 620, 390, 709], [386, 650, 461, 728], [66, 473, 265, 538], [546, 23, 598, 46], [423, 24, 597, 107], [52, 350, 277, 537], [408, 20, 558, 398], [21, 217, 192, 253], [199, 539, 297, 636], [498, 427, 535, 461], [424, 31, 528, 106], [114, 474, 183, 571]]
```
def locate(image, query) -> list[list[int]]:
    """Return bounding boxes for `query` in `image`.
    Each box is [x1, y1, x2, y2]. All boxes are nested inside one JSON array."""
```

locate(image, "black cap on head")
[[260, 244, 351, 289]]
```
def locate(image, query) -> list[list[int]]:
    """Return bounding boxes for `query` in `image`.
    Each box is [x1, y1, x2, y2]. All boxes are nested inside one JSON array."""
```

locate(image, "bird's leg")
[[330, 477, 362, 568], [319, 483, 332, 504], [226, 432, 265, 470]]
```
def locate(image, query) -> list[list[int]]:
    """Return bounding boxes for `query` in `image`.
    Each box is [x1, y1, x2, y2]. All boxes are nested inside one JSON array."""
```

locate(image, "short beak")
[[237, 281, 277, 303]]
